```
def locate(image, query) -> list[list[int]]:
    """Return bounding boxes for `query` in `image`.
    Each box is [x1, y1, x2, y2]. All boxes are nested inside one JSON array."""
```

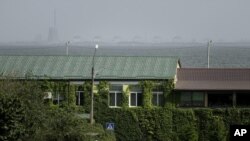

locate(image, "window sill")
[[129, 106, 142, 108], [109, 106, 122, 108]]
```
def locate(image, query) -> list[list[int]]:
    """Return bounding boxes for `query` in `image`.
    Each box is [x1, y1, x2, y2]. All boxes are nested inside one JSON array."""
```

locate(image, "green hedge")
[[95, 107, 250, 141], [92, 81, 250, 141]]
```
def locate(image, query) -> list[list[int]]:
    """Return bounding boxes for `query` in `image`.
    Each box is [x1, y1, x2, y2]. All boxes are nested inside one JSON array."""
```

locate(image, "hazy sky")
[[1, 0, 250, 42]]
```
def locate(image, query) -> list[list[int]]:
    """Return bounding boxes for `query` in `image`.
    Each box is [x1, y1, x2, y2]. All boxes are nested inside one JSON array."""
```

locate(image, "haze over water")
[[1, 0, 250, 43]]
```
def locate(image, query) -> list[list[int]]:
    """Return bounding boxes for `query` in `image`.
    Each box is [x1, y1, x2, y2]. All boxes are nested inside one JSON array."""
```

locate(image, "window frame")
[[152, 91, 164, 106], [129, 91, 142, 107], [75, 91, 84, 106], [192, 92, 205, 107], [180, 91, 205, 107], [52, 90, 64, 104], [109, 90, 122, 108]]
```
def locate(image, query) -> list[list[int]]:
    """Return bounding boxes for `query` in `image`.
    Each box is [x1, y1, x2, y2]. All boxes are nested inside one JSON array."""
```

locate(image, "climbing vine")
[[140, 81, 155, 108], [65, 84, 76, 108], [83, 81, 91, 113], [162, 79, 175, 108], [96, 81, 109, 107], [41, 80, 53, 92], [122, 86, 129, 108]]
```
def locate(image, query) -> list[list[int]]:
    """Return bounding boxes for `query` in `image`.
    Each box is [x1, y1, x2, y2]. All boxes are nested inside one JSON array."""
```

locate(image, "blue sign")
[[106, 122, 115, 131]]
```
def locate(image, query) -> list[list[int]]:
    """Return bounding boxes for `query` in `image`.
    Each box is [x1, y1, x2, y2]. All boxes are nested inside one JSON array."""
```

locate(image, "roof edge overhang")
[[0, 77, 173, 81], [174, 88, 250, 91]]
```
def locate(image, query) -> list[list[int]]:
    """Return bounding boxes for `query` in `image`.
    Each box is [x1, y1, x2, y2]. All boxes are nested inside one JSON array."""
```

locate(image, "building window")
[[109, 85, 123, 107], [208, 93, 233, 107], [130, 92, 142, 107], [152, 92, 164, 106], [180, 92, 204, 107], [180, 92, 192, 107], [109, 92, 122, 107], [192, 92, 204, 107], [129, 85, 142, 107], [237, 93, 250, 107], [76, 91, 84, 106], [53, 92, 64, 105]]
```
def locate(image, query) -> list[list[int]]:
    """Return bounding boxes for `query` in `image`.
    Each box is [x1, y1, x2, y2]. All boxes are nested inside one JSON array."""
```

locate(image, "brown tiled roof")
[[175, 68, 250, 90]]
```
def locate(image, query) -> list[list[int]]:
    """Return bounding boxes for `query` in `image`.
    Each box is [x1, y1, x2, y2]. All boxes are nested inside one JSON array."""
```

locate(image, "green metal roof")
[[0, 55, 180, 80]]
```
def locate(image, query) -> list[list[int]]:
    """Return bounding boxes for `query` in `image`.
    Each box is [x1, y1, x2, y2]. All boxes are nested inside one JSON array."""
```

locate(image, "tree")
[[0, 79, 116, 141]]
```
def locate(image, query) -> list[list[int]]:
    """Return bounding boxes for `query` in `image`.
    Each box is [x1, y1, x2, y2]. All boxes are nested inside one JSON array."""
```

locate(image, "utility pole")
[[207, 40, 212, 68], [66, 41, 70, 56], [90, 44, 98, 125]]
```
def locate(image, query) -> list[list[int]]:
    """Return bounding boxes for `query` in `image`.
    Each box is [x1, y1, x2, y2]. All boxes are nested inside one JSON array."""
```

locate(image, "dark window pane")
[[181, 92, 192, 101], [109, 93, 116, 106], [193, 92, 204, 101], [130, 93, 137, 106], [192, 92, 204, 107], [180, 92, 192, 106], [137, 93, 142, 106], [76, 92, 84, 106], [116, 93, 122, 106], [75, 92, 79, 105], [237, 93, 250, 107], [158, 94, 164, 106], [208, 93, 233, 107], [152, 94, 158, 106], [80, 92, 84, 105]]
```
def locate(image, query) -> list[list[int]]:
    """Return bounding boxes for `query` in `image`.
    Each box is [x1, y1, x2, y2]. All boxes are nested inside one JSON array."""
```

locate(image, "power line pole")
[[66, 41, 70, 56], [90, 44, 98, 125], [207, 40, 212, 68]]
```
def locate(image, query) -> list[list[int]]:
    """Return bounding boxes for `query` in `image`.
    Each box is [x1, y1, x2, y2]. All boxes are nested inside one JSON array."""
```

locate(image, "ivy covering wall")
[[140, 81, 154, 108], [42, 80, 250, 141]]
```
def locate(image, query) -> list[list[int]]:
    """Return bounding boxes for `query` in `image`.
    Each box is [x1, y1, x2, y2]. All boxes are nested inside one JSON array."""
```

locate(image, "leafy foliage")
[[140, 81, 154, 108], [83, 81, 91, 113], [0, 80, 115, 141], [2, 79, 250, 141], [121, 86, 129, 108], [0, 80, 44, 141], [0, 92, 25, 141], [93, 81, 249, 141], [162, 79, 175, 107]]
